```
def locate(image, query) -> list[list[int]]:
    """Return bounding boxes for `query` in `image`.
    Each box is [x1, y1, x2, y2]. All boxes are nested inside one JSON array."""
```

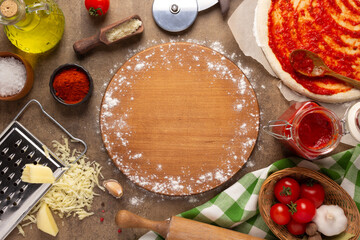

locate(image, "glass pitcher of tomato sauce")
[[264, 101, 360, 160]]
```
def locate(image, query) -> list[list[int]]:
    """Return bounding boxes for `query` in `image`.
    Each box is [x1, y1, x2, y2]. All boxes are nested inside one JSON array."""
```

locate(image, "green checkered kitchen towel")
[[140, 145, 360, 240]]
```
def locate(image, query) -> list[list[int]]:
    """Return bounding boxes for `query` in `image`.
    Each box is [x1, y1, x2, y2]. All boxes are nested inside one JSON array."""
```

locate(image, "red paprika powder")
[[52, 67, 90, 104]]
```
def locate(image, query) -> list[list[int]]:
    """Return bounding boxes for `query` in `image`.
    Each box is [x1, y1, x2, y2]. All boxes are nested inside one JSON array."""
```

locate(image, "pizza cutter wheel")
[[152, 0, 229, 32], [152, 0, 198, 32]]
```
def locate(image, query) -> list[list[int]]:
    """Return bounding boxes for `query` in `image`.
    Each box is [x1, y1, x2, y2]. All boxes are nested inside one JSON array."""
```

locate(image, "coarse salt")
[[0, 57, 26, 97]]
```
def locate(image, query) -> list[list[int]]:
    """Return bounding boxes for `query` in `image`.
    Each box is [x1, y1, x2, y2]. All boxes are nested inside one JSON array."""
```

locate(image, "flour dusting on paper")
[[227, 0, 276, 77]]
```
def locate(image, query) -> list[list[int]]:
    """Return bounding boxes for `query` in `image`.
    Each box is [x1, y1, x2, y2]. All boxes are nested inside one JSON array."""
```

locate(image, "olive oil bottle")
[[0, 0, 64, 54]]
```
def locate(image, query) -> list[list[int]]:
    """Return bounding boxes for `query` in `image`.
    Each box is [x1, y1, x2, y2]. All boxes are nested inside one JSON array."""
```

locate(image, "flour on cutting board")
[[104, 38, 257, 87], [99, 40, 259, 195]]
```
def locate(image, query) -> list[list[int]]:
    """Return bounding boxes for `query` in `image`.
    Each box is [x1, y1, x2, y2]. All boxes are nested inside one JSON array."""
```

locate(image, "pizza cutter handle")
[[13, 99, 88, 164], [219, 0, 230, 16]]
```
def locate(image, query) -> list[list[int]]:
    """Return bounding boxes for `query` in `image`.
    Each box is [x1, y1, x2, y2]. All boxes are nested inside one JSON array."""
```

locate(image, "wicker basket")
[[258, 167, 360, 240]]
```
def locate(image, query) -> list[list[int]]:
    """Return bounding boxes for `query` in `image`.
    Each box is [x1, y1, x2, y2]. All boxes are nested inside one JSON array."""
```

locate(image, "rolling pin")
[[115, 210, 263, 240]]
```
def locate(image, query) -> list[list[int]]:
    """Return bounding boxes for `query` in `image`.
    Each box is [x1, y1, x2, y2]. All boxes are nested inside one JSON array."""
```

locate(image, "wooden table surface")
[[0, 0, 350, 239]]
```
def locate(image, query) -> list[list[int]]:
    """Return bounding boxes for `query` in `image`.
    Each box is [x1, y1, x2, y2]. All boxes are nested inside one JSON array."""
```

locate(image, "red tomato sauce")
[[267, 0, 360, 95], [291, 51, 314, 75], [298, 112, 333, 149], [271, 101, 341, 159]]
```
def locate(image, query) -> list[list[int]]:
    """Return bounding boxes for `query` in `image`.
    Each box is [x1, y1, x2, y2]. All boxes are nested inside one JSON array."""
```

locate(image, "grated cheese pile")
[[17, 138, 104, 236]]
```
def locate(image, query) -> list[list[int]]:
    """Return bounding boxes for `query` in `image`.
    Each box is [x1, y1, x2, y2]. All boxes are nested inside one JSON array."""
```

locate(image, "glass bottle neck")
[[0, 0, 25, 25], [0, 0, 50, 27]]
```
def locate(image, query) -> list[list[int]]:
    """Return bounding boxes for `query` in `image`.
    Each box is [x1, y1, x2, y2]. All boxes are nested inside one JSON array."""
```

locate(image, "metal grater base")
[[0, 121, 67, 239], [0, 100, 87, 240]]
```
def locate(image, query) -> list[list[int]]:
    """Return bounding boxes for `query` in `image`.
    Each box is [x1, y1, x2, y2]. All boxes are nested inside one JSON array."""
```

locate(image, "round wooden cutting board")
[[100, 42, 259, 195]]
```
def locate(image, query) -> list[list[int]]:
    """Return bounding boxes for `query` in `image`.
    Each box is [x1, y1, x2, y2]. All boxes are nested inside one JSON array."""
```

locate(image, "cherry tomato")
[[300, 182, 325, 208], [287, 219, 306, 235], [289, 198, 316, 223], [270, 203, 291, 225], [274, 177, 300, 204], [85, 0, 110, 16]]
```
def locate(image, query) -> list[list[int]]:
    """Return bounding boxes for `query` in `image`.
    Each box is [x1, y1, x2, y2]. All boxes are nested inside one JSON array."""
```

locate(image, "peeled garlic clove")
[[103, 179, 123, 199]]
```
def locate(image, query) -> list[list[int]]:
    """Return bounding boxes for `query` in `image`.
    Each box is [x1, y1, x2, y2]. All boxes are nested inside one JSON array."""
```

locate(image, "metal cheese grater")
[[0, 99, 87, 240]]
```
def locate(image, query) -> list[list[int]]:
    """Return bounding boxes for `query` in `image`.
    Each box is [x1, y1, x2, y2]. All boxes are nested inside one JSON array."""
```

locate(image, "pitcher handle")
[[25, 2, 50, 14], [263, 120, 293, 140]]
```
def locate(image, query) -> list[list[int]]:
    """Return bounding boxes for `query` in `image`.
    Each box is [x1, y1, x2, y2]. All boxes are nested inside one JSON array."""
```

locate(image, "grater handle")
[[13, 99, 87, 164]]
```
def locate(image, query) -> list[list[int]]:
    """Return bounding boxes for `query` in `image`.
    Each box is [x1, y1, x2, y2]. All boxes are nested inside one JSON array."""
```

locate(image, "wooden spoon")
[[73, 15, 144, 56], [290, 49, 360, 89]]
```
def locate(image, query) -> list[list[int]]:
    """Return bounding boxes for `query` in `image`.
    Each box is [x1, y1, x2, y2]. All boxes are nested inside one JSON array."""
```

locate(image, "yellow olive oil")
[[4, 0, 65, 54]]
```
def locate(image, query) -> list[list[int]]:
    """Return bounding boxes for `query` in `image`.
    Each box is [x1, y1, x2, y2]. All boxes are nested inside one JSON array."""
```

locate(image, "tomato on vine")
[[270, 203, 291, 225], [85, 0, 110, 16], [274, 177, 300, 204], [287, 219, 306, 235], [300, 182, 325, 208], [288, 198, 316, 223]]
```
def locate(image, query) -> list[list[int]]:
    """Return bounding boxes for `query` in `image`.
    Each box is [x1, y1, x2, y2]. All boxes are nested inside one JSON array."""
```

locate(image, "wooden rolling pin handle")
[[115, 210, 169, 238], [167, 216, 264, 240], [73, 34, 102, 55]]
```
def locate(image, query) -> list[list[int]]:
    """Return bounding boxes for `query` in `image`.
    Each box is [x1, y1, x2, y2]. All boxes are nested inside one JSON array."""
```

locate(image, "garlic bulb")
[[313, 205, 347, 236]]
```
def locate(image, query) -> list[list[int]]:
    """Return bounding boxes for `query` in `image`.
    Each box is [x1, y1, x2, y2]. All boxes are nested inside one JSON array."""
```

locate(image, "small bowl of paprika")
[[50, 63, 93, 106]]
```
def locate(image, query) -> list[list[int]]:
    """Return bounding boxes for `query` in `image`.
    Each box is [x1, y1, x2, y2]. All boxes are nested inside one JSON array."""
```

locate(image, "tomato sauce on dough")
[[268, 0, 360, 95], [291, 51, 315, 75]]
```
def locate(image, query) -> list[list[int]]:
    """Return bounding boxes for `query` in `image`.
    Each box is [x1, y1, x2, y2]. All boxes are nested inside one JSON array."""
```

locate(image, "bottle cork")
[[0, 0, 18, 18]]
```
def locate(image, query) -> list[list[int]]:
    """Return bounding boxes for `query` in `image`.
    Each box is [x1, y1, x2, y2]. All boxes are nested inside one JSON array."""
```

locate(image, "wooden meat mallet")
[[115, 210, 264, 240]]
